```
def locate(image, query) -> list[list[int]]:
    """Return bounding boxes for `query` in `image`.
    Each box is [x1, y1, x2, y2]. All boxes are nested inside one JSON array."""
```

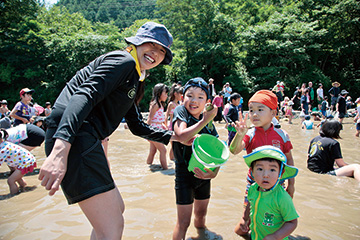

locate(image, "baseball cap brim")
[[20, 88, 35, 96], [244, 146, 298, 180]]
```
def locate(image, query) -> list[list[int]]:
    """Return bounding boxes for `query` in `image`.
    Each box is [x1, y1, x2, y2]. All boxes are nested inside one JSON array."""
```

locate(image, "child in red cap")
[[9, 88, 35, 127], [229, 89, 296, 237]]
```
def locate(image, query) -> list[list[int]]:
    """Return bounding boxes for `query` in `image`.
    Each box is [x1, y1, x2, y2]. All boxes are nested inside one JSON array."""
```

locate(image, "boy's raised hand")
[[203, 103, 217, 123], [232, 113, 249, 135]]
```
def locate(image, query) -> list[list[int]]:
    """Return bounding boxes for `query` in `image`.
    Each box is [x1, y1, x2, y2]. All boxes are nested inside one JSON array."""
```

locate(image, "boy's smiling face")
[[183, 86, 207, 119], [248, 102, 276, 130], [252, 160, 281, 190], [21, 93, 32, 104]]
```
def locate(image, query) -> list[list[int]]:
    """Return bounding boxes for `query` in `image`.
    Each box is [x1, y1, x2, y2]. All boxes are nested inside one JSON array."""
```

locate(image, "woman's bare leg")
[[79, 187, 125, 240]]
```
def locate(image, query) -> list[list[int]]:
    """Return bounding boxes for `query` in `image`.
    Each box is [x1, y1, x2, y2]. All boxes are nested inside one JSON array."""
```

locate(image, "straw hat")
[[332, 81, 341, 87]]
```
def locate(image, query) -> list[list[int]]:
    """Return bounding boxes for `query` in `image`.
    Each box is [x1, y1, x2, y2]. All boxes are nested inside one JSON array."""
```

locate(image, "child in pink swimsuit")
[[0, 129, 36, 195], [165, 84, 183, 160], [146, 83, 169, 169]]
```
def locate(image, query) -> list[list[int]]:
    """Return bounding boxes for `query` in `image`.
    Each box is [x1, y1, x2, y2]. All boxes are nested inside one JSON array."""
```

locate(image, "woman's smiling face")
[[137, 42, 166, 71]]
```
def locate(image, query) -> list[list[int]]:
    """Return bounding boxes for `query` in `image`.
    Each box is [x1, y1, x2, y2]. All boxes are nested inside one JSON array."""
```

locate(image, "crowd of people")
[[1, 21, 360, 240], [0, 88, 49, 195]]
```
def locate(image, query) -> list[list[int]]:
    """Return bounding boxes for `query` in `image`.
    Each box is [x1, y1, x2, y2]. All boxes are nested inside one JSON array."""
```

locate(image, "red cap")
[[19, 88, 34, 97], [248, 90, 278, 110]]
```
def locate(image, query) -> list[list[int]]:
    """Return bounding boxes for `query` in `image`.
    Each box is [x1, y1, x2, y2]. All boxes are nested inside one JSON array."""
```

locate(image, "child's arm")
[[146, 102, 159, 125], [263, 219, 298, 240], [9, 106, 29, 124], [172, 105, 217, 143], [234, 203, 250, 235], [229, 113, 248, 155], [285, 151, 295, 198], [335, 158, 348, 167], [164, 102, 174, 127]]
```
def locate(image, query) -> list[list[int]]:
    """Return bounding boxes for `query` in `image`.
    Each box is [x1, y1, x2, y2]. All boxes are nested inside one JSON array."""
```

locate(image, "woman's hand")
[[38, 139, 71, 196]]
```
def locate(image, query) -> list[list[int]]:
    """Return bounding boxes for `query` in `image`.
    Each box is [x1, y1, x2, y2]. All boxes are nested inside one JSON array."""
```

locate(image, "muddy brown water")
[[1, 118, 359, 239]]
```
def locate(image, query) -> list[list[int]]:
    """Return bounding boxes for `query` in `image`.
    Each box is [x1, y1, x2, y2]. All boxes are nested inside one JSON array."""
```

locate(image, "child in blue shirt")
[[302, 115, 314, 130], [225, 92, 241, 144]]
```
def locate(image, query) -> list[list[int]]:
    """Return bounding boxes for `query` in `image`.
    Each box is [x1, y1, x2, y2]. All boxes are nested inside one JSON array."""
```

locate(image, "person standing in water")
[[146, 83, 169, 169], [38, 22, 181, 239]]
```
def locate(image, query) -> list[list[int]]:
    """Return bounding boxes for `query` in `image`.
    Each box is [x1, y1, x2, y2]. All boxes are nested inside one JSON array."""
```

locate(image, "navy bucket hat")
[[125, 22, 173, 65]]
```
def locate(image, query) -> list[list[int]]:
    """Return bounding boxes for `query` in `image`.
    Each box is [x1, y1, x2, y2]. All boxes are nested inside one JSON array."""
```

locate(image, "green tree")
[[157, 0, 249, 94], [0, 0, 45, 104], [241, 11, 329, 96], [296, 0, 360, 95], [36, 6, 122, 103]]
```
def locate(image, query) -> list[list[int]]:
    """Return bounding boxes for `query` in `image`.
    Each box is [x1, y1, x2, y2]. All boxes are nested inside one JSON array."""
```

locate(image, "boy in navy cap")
[[171, 77, 219, 240]]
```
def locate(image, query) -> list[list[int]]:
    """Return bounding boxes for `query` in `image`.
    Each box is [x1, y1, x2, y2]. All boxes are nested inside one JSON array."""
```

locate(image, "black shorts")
[[45, 125, 115, 204], [338, 112, 345, 119], [175, 163, 211, 205], [21, 124, 45, 147]]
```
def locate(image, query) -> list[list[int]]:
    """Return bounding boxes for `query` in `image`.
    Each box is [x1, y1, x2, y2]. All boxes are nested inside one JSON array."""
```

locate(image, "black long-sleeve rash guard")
[[47, 50, 172, 145]]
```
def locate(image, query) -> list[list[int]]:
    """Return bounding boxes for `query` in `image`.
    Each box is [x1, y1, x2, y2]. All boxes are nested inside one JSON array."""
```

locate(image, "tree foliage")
[[57, 0, 159, 29], [0, 0, 359, 110]]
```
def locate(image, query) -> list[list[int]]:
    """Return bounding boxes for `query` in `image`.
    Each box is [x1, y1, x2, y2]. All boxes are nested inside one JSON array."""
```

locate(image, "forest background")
[[1, 0, 359, 111]]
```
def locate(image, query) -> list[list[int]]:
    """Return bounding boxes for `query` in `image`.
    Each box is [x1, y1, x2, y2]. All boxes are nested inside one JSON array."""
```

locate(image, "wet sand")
[[1, 117, 359, 239]]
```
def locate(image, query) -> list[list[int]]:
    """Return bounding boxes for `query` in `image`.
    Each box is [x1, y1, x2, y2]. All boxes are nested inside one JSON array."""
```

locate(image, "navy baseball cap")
[[125, 22, 173, 65], [183, 77, 210, 99]]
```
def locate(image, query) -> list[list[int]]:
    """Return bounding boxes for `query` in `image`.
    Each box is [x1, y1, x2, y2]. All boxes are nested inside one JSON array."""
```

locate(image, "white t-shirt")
[[317, 88, 324, 99]]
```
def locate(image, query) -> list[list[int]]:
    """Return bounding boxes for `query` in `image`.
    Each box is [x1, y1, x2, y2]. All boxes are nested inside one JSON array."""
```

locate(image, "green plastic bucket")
[[188, 134, 229, 173]]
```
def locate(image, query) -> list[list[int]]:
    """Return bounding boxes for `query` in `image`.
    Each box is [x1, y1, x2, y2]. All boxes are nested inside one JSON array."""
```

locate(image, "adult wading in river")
[[38, 22, 188, 239]]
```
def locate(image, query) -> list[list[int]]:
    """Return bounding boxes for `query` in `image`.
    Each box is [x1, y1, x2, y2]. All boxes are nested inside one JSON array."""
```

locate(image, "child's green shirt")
[[248, 183, 299, 240]]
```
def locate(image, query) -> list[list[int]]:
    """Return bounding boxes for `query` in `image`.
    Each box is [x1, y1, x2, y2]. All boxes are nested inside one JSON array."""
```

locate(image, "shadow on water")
[[186, 228, 223, 240], [236, 234, 311, 240], [149, 164, 175, 175], [0, 185, 37, 201], [0, 168, 40, 179], [289, 235, 312, 240]]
